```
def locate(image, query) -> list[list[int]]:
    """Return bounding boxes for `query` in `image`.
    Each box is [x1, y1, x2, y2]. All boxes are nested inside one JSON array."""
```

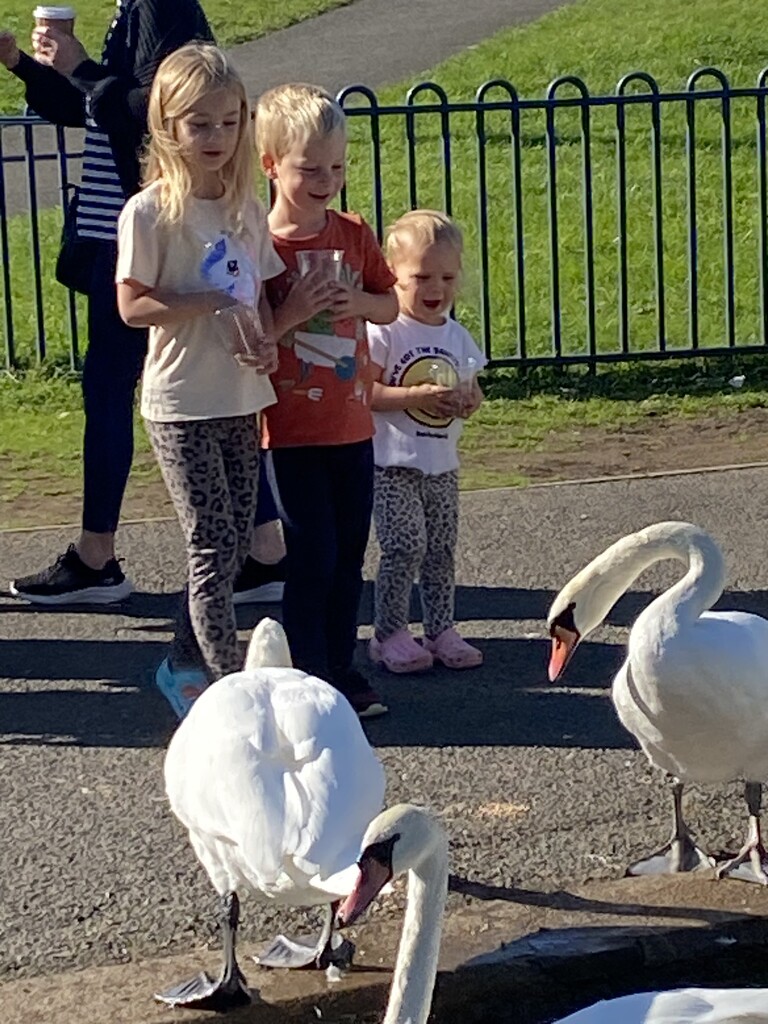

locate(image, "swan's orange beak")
[[548, 626, 579, 682], [335, 857, 392, 928]]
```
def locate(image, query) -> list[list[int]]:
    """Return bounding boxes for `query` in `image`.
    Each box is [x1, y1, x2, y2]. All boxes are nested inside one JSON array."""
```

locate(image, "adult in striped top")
[[0, 0, 213, 605]]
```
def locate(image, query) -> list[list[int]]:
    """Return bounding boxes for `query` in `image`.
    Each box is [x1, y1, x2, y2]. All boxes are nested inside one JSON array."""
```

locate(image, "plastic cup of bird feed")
[[33, 5, 76, 33], [296, 248, 344, 282]]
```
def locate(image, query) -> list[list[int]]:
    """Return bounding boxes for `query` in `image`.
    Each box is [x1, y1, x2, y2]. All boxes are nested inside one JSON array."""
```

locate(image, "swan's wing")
[[554, 989, 768, 1024], [553, 992, 657, 1023], [165, 668, 385, 895], [165, 671, 293, 889], [269, 672, 386, 883]]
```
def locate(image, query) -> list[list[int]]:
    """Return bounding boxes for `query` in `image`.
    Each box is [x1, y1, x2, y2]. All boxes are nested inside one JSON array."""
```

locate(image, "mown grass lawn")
[[4, 0, 768, 526], [0, 0, 354, 113]]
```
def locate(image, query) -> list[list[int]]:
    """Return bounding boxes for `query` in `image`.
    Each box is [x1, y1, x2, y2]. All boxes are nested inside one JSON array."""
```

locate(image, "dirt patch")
[[464, 407, 768, 488], [4, 409, 768, 530]]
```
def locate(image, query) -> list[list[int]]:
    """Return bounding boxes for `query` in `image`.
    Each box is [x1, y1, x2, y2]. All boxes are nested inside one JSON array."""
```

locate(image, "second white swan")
[[547, 521, 768, 883]]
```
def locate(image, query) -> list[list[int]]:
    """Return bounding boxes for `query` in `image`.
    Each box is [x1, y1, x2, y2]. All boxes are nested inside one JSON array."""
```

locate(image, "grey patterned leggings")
[[146, 414, 260, 680], [373, 465, 459, 641]]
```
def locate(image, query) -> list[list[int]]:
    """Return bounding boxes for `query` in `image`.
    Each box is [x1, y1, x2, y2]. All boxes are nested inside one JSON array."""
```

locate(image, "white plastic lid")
[[34, 6, 76, 19]]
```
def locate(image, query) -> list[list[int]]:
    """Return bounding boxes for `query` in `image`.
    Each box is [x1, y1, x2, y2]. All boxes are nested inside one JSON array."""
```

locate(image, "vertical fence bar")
[[685, 73, 701, 350], [337, 87, 384, 238], [475, 81, 523, 363], [545, 87, 563, 359], [56, 125, 79, 368], [758, 69, 768, 345], [651, 89, 666, 351], [406, 83, 451, 215], [24, 123, 46, 362], [615, 91, 630, 353], [474, 91, 492, 360], [510, 92, 527, 363], [616, 73, 665, 354], [0, 127, 15, 370], [579, 86, 597, 363], [719, 77, 736, 347]]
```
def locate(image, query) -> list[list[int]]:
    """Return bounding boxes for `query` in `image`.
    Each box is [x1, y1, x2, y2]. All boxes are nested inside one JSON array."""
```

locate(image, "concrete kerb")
[[3, 875, 768, 1024]]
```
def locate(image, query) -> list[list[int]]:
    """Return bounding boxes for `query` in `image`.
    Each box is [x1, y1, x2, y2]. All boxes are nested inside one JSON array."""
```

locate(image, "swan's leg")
[[253, 901, 355, 971], [626, 779, 714, 876], [154, 891, 251, 1010], [716, 782, 768, 885]]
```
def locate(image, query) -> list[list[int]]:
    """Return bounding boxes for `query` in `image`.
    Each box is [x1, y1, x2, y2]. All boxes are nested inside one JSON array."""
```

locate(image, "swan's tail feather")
[[245, 618, 293, 671]]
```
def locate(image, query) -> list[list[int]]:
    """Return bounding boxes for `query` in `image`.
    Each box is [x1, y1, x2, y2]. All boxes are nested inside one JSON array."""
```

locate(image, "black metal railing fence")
[[2, 68, 768, 371]]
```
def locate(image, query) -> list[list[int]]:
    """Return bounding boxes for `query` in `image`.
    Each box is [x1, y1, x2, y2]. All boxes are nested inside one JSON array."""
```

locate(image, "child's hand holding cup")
[[214, 302, 277, 374]]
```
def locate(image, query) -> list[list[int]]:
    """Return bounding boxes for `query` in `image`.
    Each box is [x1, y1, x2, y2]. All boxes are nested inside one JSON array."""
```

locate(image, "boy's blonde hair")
[[255, 82, 346, 161], [143, 43, 253, 233], [385, 209, 464, 265]]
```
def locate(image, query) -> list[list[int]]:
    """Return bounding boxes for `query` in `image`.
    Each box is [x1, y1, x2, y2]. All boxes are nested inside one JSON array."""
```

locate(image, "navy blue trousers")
[[81, 242, 147, 534], [268, 439, 373, 684]]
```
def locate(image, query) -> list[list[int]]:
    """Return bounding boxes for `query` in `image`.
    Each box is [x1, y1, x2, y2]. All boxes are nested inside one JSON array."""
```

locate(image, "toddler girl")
[[116, 43, 283, 718], [367, 210, 485, 673]]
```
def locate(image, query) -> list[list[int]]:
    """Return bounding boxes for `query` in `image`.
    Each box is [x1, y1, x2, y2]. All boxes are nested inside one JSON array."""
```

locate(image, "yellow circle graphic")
[[401, 355, 457, 428]]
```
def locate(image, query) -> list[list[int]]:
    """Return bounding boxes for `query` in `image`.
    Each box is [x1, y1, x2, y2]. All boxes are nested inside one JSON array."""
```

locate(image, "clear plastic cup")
[[296, 248, 344, 282], [33, 5, 75, 33], [213, 303, 276, 373]]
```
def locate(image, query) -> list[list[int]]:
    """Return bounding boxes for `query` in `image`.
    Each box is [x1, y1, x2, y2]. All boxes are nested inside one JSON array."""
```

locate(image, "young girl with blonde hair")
[[368, 209, 486, 674], [116, 43, 284, 719]]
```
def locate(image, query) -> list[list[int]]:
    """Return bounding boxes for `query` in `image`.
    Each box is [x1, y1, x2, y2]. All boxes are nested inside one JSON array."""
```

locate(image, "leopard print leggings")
[[146, 414, 260, 680], [373, 465, 458, 641]]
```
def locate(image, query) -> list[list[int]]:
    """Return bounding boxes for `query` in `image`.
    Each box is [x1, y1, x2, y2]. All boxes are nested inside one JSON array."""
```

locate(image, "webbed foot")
[[154, 967, 251, 1010], [627, 835, 714, 876], [716, 844, 768, 885], [253, 932, 354, 970]]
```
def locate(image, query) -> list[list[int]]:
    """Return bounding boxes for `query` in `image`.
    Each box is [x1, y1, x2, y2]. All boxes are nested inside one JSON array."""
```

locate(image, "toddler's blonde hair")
[[255, 82, 346, 162], [143, 43, 253, 233], [385, 209, 464, 265]]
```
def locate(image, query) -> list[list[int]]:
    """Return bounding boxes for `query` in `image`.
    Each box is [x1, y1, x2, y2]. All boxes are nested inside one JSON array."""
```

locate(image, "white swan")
[[547, 521, 768, 883], [157, 618, 448, 1022], [555, 987, 768, 1023]]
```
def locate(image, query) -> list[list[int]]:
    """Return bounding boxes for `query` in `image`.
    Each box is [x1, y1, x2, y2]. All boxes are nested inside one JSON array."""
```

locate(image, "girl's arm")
[[370, 363, 456, 417], [117, 279, 236, 328]]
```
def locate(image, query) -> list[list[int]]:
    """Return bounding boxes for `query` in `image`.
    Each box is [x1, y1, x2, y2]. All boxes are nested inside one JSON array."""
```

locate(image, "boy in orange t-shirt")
[[255, 83, 398, 718]]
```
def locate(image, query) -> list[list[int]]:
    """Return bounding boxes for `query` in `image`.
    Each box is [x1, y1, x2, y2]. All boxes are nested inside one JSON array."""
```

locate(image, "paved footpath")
[[3, 0, 577, 217], [3, 465, 768, 1012]]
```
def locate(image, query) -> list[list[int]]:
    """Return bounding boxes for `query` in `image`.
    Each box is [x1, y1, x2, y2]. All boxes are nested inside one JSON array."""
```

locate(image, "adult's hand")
[[0, 31, 21, 70], [31, 26, 88, 75]]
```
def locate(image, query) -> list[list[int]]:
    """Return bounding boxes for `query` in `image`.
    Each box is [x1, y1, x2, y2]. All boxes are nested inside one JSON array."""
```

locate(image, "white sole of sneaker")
[[8, 577, 134, 606], [232, 581, 285, 605]]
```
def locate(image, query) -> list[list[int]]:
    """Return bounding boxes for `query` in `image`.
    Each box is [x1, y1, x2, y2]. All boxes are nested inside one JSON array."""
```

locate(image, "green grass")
[[6, 0, 768, 369], [5, 0, 768, 523], [0, 0, 353, 113]]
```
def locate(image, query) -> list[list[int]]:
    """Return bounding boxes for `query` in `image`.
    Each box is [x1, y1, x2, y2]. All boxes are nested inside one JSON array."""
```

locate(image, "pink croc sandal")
[[425, 627, 483, 670], [369, 629, 434, 674]]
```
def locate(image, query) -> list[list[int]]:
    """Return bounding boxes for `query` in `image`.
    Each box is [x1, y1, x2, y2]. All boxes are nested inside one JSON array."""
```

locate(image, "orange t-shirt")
[[262, 211, 396, 448]]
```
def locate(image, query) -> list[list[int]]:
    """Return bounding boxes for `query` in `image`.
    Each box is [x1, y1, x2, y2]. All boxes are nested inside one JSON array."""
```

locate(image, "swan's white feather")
[[165, 665, 386, 904], [556, 987, 768, 1023], [551, 522, 768, 787]]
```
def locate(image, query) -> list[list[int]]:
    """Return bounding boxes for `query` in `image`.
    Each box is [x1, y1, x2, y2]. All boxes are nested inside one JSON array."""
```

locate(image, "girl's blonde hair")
[[255, 82, 346, 162], [143, 43, 253, 233], [385, 209, 464, 264]]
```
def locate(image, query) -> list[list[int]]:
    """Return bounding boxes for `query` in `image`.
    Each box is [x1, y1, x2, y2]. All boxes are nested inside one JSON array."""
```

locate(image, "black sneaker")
[[9, 545, 133, 605], [233, 555, 286, 605], [333, 668, 389, 720]]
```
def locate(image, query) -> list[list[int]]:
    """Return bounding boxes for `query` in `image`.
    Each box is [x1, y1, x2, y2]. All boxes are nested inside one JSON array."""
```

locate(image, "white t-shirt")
[[367, 313, 486, 475], [116, 181, 285, 422]]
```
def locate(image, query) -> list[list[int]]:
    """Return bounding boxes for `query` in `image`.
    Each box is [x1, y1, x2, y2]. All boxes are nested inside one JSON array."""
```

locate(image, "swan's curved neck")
[[384, 844, 448, 1024], [581, 523, 725, 633]]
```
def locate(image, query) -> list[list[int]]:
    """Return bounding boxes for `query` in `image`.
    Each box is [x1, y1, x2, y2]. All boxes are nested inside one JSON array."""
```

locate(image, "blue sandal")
[[155, 658, 209, 720]]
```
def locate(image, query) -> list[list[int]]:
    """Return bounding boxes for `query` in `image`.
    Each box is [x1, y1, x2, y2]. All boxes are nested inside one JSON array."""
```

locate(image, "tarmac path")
[[2, 466, 768, 985], [0, 0, 577, 217]]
